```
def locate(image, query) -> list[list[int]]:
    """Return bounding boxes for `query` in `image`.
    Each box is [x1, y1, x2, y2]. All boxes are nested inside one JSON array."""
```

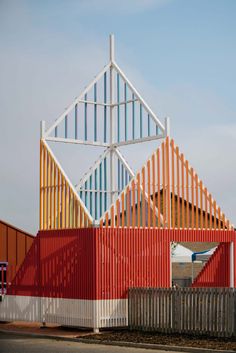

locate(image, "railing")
[[129, 287, 236, 337]]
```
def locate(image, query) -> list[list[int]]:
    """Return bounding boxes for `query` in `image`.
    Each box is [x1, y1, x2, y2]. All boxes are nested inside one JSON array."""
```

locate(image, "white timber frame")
[[40, 34, 169, 224]]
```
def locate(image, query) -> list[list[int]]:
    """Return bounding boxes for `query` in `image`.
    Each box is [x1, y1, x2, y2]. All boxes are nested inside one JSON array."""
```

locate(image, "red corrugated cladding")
[[8, 228, 236, 299]]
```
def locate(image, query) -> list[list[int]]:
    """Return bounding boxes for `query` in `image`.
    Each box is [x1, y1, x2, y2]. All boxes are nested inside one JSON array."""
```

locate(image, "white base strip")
[[0, 295, 128, 328]]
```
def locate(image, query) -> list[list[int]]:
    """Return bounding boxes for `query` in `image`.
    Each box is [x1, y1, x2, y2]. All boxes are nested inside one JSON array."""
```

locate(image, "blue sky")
[[0, 0, 235, 233]]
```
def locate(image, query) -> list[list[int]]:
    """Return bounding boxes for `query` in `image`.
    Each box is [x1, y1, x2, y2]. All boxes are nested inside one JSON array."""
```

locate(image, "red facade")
[[8, 228, 236, 300]]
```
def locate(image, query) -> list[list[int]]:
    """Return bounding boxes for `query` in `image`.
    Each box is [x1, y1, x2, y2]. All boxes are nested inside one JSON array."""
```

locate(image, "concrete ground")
[[0, 332, 179, 353]]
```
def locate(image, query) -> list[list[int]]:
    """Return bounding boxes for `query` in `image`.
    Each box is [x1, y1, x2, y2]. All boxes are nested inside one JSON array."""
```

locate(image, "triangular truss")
[[40, 35, 169, 226]]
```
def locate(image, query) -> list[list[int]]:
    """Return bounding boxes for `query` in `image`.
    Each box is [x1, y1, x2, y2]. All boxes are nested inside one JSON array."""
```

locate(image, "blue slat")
[[65, 115, 68, 138], [75, 104, 78, 139], [132, 93, 135, 140], [124, 83, 127, 141], [156, 125, 158, 135], [55, 126, 58, 138], [85, 180, 88, 208], [99, 163, 102, 217], [95, 169, 98, 219], [117, 74, 120, 142], [121, 164, 124, 190], [89, 175, 92, 216], [84, 93, 87, 141], [94, 83, 97, 141], [104, 73, 107, 143], [118, 159, 120, 193], [140, 104, 142, 138], [104, 158, 107, 211], [148, 114, 150, 137]]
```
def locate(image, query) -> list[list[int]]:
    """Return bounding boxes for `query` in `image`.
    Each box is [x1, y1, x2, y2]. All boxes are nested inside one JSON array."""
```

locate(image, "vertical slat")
[[213, 200, 217, 230], [65, 115, 68, 138], [66, 182, 69, 228], [84, 93, 88, 141], [204, 187, 208, 228], [132, 93, 135, 140], [148, 114, 150, 136], [124, 82, 127, 141], [111, 205, 114, 227], [200, 181, 203, 229], [166, 137, 170, 228], [195, 174, 199, 229], [137, 173, 141, 228], [185, 161, 189, 228], [142, 167, 146, 227], [218, 207, 221, 230], [95, 169, 98, 220], [40, 141, 43, 230], [61, 176, 65, 228], [57, 169, 61, 229], [152, 154, 156, 228], [121, 192, 125, 227], [191, 168, 194, 228], [171, 140, 175, 228], [54, 162, 57, 229], [127, 186, 130, 228], [157, 149, 161, 227], [75, 103, 78, 139], [99, 163, 102, 218], [50, 159, 54, 229], [132, 179, 136, 227], [94, 83, 97, 141], [209, 194, 212, 229], [116, 199, 120, 227], [89, 175, 93, 217], [176, 147, 180, 229], [104, 158, 107, 211], [117, 73, 120, 142], [140, 104, 143, 138], [181, 154, 185, 229], [162, 142, 166, 228], [43, 145, 47, 230], [147, 160, 151, 228], [104, 72, 107, 143]]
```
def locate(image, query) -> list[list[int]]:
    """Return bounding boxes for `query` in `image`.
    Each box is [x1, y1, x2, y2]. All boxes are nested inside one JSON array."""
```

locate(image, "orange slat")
[[105, 212, 109, 228], [131, 179, 136, 228], [152, 154, 156, 228], [185, 160, 189, 228], [147, 160, 151, 228], [166, 137, 171, 228], [195, 174, 199, 229], [176, 146, 180, 229], [171, 140, 175, 229], [57, 169, 61, 229], [204, 187, 208, 229], [43, 145, 47, 230], [162, 142, 166, 228], [137, 173, 141, 228], [142, 167, 146, 228], [47, 151, 51, 229], [200, 181, 203, 229], [54, 162, 57, 229], [181, 154, 185, 229], [157, 149, 161, 228], [126, 186, 130, 228], [111, 205, 114, 227], [116, 199, 120, 227], [218, 207, 221, 230], [40, 141, 43, 230], [191, 168, 194, 228], [121, 192, 125, 227], [61, 176, 65, 228], [213, 200, 217, 230], [209, 194, 212, 229]]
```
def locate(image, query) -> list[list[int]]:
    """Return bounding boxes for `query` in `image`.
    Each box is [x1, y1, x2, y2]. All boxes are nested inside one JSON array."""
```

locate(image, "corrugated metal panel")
[[7, 228, 236, 300], [192, 243, 230, 287], [0, 220, 34, 281]]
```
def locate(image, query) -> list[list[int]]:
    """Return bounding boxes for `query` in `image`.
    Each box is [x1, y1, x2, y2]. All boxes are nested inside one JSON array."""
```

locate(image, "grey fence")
[[128, 287, 236, 337]]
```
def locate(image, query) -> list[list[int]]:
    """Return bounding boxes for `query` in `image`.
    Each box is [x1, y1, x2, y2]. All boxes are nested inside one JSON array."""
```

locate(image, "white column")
[[110, 34, 115, 204], [230, 242, 234, 288], [40, 120, 45, 139], [165, 116, 170, 137]]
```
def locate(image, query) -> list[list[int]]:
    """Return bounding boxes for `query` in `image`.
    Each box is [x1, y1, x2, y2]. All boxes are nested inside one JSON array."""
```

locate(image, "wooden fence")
[[129, 287, 236, 337]]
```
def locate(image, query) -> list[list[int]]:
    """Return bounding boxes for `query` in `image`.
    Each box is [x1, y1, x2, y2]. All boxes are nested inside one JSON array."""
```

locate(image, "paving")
[[0, 332, 179, 353]]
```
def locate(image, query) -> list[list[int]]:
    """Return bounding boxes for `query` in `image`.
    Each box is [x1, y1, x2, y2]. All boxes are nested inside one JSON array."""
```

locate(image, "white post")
[[40, 120, 45, 139], [230, 242, 234, 288], [165, 116, 170, 137], [110, 34, 115, 204]]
